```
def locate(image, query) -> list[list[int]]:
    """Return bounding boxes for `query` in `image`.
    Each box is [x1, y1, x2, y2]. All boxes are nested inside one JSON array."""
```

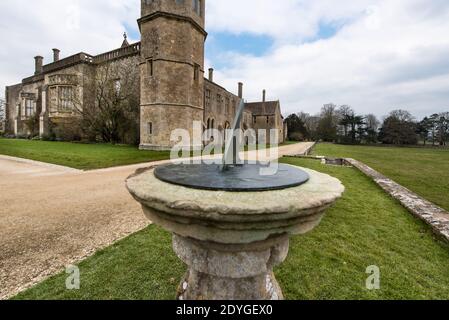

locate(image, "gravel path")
[[0, 142, 314, 299]]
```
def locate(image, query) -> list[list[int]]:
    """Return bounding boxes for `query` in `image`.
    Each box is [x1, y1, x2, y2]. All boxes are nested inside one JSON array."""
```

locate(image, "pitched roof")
[[245, 101, 280, 116]]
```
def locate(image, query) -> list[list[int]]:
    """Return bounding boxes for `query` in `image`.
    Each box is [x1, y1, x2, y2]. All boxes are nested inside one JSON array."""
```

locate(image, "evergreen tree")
[[285, 113, 309, 141], [379, 110, 417, 145]]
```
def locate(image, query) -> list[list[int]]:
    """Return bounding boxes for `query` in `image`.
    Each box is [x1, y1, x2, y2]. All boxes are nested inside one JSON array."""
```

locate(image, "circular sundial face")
[[154, 163, 310, 192]]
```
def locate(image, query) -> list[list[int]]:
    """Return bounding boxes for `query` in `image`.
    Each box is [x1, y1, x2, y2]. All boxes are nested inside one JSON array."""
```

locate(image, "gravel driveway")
[[0, 142, 314, 299]]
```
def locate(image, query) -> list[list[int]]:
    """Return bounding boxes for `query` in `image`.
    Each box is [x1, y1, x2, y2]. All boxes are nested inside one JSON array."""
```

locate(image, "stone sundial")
[[127, 100, 345, 300], [153, 100, 310, 191]]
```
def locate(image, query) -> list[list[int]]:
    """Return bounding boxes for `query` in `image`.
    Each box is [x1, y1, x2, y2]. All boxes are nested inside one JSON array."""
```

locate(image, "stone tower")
[[139, 0, 207, 150]]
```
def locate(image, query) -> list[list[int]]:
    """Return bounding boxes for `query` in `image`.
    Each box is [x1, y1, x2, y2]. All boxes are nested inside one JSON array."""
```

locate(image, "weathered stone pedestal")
[[126, 165, 344, 300], [173, 234, 288, 300]]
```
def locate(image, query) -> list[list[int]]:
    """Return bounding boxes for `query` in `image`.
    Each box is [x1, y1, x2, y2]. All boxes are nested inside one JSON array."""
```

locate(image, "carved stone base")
[[173, 234, 288, 300]]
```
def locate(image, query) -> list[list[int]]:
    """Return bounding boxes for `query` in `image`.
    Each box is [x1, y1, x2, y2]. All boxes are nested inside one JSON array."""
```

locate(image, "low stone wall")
[[283, 154, 449, 242], [301, 142, 316, 156], [345, 158, 449, 242]]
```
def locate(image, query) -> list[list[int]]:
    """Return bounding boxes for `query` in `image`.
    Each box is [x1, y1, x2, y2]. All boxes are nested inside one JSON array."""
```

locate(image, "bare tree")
[[365, 114, 380, 143], [389, 109, 415, 122], [429, 113, 440, 146], [436, 112, 449, 146], [366, 114, 380, 131], [0, 98, 5, 121], [0, 98, 6, 133], [298, 112, 320, 141], [73, 58, 140, 144], [317, 104, 339, 142]]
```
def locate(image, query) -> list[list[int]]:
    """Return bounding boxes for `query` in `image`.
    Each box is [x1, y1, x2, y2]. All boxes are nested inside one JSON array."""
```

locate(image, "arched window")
[[207, 118, 211, 130]]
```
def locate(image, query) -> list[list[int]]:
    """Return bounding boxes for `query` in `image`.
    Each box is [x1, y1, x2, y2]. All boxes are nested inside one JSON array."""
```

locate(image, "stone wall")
[[204, 79, 241, 135], [4, 83, 22, 134], [5, 46, 140, 142], [43, 64, 87, 139]]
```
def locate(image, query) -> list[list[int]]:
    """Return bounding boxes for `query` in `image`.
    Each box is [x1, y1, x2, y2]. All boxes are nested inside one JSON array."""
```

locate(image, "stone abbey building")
[[4, 0, 287, 150]]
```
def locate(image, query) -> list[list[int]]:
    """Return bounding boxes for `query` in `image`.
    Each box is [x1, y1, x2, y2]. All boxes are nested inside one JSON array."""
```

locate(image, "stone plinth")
[[173, 234, 288, 300], [126, 165, 344, 300]]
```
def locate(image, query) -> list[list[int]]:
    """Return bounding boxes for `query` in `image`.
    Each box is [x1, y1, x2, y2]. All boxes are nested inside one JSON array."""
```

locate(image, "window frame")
[[58, 86, 74, 112], [193, 0, 202, 16], [194, 63, 200, 81], [205, 89, 211, 108], [147, 59, 154, 77], [25, 99, 34, 118]]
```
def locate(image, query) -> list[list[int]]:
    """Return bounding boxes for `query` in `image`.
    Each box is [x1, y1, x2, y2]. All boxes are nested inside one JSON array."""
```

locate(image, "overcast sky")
[[0, 0, 448, 119]]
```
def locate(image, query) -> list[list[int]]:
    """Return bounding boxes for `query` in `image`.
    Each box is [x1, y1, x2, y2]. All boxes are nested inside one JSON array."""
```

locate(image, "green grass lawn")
[[13, 158, 449, 300], [313, 143, 449, 212], [0, 138, 170, 170]]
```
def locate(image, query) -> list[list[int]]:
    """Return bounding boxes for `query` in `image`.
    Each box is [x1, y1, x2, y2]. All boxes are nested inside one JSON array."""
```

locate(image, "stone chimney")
[[238, 82, 243, 98], [208, 68, 214, 82], [53, 49, 60, 62], [263, 89, 266, 102], [34, 56, 44, 75]]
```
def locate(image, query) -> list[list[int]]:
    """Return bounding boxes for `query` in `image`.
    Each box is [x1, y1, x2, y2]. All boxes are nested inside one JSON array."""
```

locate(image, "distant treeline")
[[285, 104, 449, 146]]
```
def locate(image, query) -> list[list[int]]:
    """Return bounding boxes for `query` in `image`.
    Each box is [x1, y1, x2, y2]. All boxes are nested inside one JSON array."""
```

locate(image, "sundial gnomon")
[[154, 100, 310, 191]]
